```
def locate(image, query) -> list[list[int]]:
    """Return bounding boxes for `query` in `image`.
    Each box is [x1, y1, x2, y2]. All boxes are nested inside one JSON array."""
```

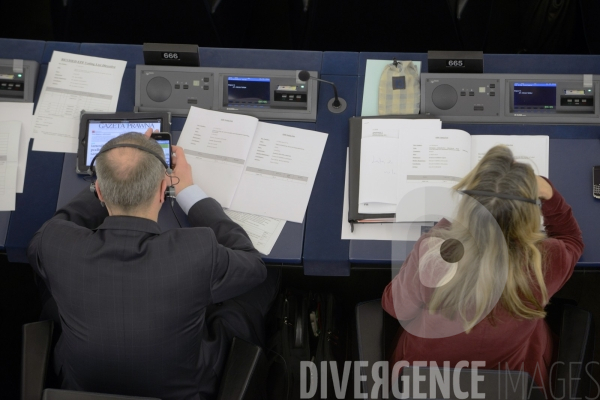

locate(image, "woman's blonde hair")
[[423, 145, 547, 332]]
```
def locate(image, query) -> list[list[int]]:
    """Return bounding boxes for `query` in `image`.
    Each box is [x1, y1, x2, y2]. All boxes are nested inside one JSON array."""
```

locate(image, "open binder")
[[348, 115, 436, 231]]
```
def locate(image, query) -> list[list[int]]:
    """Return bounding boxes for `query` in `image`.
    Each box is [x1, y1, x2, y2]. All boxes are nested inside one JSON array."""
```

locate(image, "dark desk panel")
[[3, 41, 81, 262], [0, 38, 45, 61], [198, 47, 322, 71], [322, 52, 359, 76], [303, 74, 358, 276]]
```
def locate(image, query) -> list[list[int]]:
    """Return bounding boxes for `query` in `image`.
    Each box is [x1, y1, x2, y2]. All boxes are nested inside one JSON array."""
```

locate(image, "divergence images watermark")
[[300, 361, 600, 399]]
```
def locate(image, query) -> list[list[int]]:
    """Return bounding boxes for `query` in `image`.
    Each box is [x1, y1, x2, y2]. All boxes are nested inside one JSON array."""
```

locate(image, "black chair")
[[356, 300, 595, 400], [21, 321, 267, 400]]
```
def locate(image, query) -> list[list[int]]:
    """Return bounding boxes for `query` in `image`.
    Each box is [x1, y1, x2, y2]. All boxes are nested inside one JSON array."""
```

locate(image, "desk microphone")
[[298, 70, 347, 113]]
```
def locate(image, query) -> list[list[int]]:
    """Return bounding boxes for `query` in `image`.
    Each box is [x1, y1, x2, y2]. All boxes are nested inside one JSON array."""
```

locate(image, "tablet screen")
[[86, 118, 162, 166]]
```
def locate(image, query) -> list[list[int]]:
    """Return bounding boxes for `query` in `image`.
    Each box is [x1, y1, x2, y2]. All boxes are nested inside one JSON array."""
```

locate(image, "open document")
[[0, 121, 21, 210], [32, 51, 126, 153], [178, 107, 258, 207], [0, 102, 33, 192], [178, 107, 328, 223], [357, 119, 549, 222], [358, 118, 442, 214], [224, 210, 285, 255]]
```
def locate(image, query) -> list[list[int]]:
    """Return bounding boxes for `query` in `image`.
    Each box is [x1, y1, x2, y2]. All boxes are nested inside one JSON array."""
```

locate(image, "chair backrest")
[[216, 337, 267, 400], [22, 320, 54, 400], [43, 389, 160, 400], [399, 367, 546, 400]]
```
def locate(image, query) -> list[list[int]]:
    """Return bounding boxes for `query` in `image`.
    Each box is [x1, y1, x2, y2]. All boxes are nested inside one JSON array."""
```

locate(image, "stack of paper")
[[178, 107, 328, 255], [0, 121, 22, 211], [0, 103, 33, 193], [32, 51, 126, 154]]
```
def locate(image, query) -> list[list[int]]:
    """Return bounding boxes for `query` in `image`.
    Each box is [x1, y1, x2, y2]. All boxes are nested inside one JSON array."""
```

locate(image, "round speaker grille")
[[432, 84, 458, 110], [146, 77, 172, 103]]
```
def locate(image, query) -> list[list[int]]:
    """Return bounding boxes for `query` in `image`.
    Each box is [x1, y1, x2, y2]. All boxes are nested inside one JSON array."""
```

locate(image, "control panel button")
[[489, 84, 495, 88], [187, 99, 197, 104], [174, 84, 180, 89], [469, 91, 474, 96], [490, 92, 495, 96], [203, 86, 209, 90], [203, 77, 209, 82], [460, 91, 466, 96], [183, 84, 189, 89]]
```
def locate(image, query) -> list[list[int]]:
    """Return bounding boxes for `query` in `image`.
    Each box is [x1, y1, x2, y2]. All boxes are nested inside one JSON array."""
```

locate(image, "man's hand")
[[144, 127, 159, 138], [171, 145, 193, 195], [536, 176, 553, 200]]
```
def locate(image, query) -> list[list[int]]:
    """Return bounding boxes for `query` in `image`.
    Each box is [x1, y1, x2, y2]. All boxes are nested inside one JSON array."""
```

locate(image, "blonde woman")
[[382, 145, 583, 390]]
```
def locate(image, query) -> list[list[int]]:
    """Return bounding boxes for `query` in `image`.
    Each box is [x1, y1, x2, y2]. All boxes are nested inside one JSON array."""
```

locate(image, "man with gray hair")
[[28, 129, 278, 399]]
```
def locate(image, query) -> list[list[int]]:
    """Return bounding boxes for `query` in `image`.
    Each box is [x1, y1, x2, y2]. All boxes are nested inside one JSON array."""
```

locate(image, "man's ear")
[[159, 179, 168, 204], [95, 181, 105, 202]]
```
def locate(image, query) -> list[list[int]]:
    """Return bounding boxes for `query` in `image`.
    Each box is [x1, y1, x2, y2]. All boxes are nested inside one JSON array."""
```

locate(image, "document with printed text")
[[0, 102, 33, 192], [0, 121, 21, 210], [357, 118, 549, 222], [32, 51, 126, 153], [224, 210, 286, 255], [178, 107, 328, 223]]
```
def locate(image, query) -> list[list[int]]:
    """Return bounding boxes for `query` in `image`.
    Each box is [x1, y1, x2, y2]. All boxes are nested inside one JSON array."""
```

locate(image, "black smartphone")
[[594, 166, 600, 199], [151, 132, 172, 168]]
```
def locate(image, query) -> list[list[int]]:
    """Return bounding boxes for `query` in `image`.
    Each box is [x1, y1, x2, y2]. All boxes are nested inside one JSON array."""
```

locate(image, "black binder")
[[348, 115, 436, 231]]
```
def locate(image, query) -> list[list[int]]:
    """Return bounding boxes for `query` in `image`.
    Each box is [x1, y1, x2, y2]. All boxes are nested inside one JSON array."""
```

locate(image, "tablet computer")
[[77, 111, 171, 174]]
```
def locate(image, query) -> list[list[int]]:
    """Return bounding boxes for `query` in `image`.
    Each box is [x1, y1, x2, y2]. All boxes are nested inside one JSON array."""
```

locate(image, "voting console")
[[421, 73, 600, 124], [135, 65, 319, 121], [0, 58, 38, 103]]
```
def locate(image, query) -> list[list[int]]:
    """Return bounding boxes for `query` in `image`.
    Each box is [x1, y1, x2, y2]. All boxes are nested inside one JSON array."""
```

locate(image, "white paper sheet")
[[341, 148, 431, 240], [0, 103, 33, 192], [358, 119, 442, 214], [177, 107, 258, 208], [0, 121, 21, 210], [224, 209, 286, 255], [229, 122, 328, 223], [470, 135, 549, 177], [32, 51, 126, 153]]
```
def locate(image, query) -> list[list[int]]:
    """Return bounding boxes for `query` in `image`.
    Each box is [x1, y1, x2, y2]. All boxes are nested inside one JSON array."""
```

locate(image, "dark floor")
[[2, 257, 600, 399]]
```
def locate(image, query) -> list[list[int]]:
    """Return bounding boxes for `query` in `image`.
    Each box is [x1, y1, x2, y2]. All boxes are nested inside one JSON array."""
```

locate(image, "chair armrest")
[[216, 337, 267, 400], [555, 304, 595, 399], [21, 320, 54, 400]]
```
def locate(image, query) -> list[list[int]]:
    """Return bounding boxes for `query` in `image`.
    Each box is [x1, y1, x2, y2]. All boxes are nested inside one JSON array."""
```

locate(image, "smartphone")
[[151, 132, 172, 168], [594, 166, 600, 199]]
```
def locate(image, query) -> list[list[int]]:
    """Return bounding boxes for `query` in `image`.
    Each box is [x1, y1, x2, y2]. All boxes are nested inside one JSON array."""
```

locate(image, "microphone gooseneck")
[[298, 70, 343, 109]]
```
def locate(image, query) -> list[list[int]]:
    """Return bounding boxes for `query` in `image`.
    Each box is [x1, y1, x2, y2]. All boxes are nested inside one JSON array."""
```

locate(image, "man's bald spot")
[[104, 146, 148, 181]]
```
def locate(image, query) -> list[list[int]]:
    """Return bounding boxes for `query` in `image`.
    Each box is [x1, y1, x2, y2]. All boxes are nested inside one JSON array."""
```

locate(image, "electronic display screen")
[[227, 77, 270, 105], [86, 118, 162, 166], [154, 139, 171, 166], [513, 83, 557, 110]]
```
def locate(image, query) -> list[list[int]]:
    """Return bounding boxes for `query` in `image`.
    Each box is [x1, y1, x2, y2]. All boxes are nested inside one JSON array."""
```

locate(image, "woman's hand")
[[536, 176, 553, 200]]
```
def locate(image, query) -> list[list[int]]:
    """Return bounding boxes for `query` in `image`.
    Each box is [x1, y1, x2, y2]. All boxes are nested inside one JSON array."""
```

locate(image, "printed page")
[[395, 129, 471, 222], [358, 118, 442, 214], [470, 135, 549, 177], [0, 103, 33, 192], [224, 210, 286, 255], [0, 121, 21, 210], [32, 51, 126, 153], [177, 107, 258, 208], [341, 149, 433, 240], [229, 122, 328, 223]]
